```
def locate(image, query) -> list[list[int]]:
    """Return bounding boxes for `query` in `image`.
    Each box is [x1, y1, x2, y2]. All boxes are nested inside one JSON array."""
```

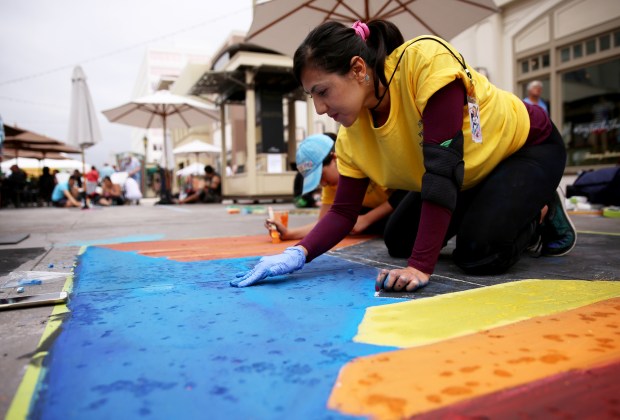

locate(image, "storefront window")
[[562, 58, 620, 166]]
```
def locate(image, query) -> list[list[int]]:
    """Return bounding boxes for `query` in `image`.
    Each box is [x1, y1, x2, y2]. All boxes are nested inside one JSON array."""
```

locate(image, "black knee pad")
[[384, 238, 412, 259], [421, 131, 464, 211], [452, 241, 519, 275]]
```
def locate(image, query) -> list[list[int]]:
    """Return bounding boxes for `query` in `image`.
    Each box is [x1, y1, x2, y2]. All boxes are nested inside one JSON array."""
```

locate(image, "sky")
[[0, 0, 254, 168]]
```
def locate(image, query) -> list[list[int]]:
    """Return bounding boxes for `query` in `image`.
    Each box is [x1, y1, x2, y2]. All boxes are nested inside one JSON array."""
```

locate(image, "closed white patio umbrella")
[[68, 66, 102, 174]]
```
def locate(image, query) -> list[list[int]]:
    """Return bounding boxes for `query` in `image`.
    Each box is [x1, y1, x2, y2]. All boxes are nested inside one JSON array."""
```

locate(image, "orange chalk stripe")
[[328, 297, 620, 419], [103, 234, 373, 261]]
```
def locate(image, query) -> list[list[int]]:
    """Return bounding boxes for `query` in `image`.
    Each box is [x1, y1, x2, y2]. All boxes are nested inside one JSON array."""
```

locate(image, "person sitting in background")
[[70, 168, 88, 208], [72, 169, 83, 188], [38, 166, 56, 206], [202, 165, 222, 203], [123, 176, 143, 205], [85, 166, 100, 203], [291, 162, 317, 208], [265, 133, 399, 240], [174, 174, 197, 201], [176, 165, 222, 204], [7, 164, 28, 207], [51, 176, 81, 208], [85, 166, 99, 183], [97, 176, 125, 206]]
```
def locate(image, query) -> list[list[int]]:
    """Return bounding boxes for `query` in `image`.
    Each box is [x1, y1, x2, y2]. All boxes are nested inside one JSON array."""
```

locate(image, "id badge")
[[467, 95, 482, 143]]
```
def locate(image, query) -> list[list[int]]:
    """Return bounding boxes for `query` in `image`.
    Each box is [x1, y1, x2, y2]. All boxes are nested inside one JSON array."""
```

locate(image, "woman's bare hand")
[[375, 266, 430, 292]]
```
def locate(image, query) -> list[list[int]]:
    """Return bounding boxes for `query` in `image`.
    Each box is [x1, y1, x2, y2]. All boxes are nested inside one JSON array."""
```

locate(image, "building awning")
[[188, 47, 305, 104], [190, 66, 304, 104]]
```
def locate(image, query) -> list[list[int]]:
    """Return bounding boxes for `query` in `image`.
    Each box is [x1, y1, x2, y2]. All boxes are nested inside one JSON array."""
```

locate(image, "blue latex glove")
[[231, 246, 306, 287]]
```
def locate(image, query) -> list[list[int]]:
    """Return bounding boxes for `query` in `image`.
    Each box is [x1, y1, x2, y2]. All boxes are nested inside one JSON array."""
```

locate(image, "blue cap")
[[296, 134, 334, 195]]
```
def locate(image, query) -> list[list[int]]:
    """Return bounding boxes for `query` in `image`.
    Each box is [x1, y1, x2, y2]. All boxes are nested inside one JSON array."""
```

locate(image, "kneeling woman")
[[233, 20, 575, 292]]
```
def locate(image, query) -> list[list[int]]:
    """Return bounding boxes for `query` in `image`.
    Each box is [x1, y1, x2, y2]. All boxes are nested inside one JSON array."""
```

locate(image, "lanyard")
[[371, 37, 474, 112]]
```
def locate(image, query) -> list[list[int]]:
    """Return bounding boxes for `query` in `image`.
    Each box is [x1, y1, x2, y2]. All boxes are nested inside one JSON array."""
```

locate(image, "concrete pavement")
[[0, 198, 316, 416], [0, 194, 619, 417]]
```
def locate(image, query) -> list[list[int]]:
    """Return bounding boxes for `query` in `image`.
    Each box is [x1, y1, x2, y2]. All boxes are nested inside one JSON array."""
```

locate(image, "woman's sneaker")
[[540, 191, 577, 256]]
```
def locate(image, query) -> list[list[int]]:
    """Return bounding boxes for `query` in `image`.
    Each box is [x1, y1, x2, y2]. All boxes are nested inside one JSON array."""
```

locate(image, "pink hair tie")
[[351, 20, 369, 42]]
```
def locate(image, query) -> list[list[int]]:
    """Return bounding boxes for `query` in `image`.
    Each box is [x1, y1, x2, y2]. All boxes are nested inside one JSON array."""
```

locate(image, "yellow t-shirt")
[[336, 36, 530, 191], [321, 181, 390, 208]]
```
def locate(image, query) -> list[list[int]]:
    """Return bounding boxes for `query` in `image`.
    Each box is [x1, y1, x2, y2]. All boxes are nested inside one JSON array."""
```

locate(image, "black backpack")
[[566, 167, 620, 205]]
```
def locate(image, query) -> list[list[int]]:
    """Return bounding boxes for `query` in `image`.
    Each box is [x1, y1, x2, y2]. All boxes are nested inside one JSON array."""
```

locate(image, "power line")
[[0, 5, 252, 87], [0, 95, 69, 110]]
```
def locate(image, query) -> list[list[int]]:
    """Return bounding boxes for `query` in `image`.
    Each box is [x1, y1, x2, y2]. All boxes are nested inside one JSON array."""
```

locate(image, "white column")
[[245, 69, 257, 195], [219, 103, 227, 192]]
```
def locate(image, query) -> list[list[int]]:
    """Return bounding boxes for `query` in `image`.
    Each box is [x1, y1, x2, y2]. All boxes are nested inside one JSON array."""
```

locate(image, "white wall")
[[450, 0, 620, 93]]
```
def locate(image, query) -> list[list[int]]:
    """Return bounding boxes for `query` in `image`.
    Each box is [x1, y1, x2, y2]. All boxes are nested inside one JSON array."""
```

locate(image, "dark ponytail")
[[293, 19, 404, 102]]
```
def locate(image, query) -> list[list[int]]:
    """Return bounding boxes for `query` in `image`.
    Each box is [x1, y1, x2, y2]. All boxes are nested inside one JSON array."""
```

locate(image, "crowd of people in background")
[[0, 155, 143, 209]]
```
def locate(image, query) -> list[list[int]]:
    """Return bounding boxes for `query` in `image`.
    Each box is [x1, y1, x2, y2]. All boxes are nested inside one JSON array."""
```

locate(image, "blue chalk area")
[[32, 246, 403, 419], [59, 234, 166, 247]]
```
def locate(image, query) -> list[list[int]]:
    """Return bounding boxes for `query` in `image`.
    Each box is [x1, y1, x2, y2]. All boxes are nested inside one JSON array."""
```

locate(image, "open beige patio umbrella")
[[102, 90, 219, 203], [246, 0, 499, 57], [102, 90, 219, 169]]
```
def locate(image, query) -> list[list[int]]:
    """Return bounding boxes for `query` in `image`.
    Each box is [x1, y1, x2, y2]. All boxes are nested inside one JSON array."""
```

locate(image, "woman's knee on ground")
[[452, 237, 520, 275], [383, 230, 414, 259]]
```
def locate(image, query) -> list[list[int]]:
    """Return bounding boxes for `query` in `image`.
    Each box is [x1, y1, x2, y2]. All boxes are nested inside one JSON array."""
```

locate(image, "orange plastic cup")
[[274, 210, 289, 228], [270, 210, 289, 243]]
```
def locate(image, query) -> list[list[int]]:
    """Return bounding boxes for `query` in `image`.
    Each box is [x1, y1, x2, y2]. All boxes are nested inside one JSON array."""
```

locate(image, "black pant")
[[384, 124, 566, 275]]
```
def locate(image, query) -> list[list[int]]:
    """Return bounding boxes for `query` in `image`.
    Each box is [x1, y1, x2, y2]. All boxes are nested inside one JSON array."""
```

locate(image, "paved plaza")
[[1, 197, 619, 418]]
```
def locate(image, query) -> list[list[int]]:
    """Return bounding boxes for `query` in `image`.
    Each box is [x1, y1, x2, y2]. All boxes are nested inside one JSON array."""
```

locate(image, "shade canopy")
[[175, 162, 206, 177], [1, 149, 68, 160], [173, 139, 221, 155], [1, 157, 91, 172], [2, 125, 81, 158], [246, 0, 499, 57], [5, 127, 66, 144]]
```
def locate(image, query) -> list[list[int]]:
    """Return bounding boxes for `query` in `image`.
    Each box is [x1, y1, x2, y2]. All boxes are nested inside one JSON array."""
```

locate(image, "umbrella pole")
[[159, 116, 173, 204], [81, 146, 89, 209]]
